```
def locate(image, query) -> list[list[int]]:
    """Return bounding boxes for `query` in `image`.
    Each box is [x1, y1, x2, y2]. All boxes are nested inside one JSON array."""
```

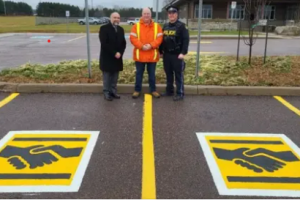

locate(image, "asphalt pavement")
[[1, 92, 300, 198], [0, 33, 300, 70]]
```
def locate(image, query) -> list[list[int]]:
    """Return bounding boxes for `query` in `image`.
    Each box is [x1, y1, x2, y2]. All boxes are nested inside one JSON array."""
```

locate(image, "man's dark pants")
[[134, 62, 156, 93], [163, 53, 186, 96], [103, 71, 119, 95]]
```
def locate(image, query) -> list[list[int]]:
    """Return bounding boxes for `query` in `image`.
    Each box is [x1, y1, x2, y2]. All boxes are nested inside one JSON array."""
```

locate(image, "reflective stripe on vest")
[[136, 22, 140, 60], [136, 22, 158, 61], [153, 22, 158, 60]]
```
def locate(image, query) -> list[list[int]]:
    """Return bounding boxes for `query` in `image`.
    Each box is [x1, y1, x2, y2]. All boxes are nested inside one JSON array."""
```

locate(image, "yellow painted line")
[[274, 96, 300, 117], [190, 41, 212, 44], [0, 93, 19, 108], [142, 94, 156, 199], [66, 35, 86, 42]]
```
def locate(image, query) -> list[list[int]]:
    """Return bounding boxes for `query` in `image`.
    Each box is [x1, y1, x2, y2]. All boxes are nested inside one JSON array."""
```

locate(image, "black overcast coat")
[[99, 22, 126, 72]]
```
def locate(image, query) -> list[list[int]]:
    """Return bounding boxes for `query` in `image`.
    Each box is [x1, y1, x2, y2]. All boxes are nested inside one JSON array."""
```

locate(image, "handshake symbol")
[[0, 145, 83, 170], [213, 147, 299, 173]]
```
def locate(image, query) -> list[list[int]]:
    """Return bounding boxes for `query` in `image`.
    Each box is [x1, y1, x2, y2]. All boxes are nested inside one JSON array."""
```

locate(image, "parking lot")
[[0, 92, 300, 198], [1, 33, 300, 70]]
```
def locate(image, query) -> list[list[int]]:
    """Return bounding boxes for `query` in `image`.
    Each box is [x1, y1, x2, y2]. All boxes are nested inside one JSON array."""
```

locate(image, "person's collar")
[[110, 21, 117, 26], [169, 19, 178, 24], [140, 18, 153, 25]]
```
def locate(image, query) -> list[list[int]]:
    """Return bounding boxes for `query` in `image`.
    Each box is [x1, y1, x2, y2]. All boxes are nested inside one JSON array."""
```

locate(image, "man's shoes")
[[173, 95, 184, 101], [110, 92, 121, 99], [132, 91, 140, 99], [152, 91, 161, 98], [104, 93, 113, 101]]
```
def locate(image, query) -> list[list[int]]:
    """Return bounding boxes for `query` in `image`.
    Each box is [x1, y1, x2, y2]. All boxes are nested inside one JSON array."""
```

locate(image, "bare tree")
[[242, 0, 270, 65]]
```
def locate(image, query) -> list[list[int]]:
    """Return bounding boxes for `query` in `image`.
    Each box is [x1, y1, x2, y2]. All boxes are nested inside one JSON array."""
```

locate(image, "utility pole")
[[3, 0, 6, 16], [155, 0, 159, 22], [85, 0, 92, 78], [195, 0, 203, 77]]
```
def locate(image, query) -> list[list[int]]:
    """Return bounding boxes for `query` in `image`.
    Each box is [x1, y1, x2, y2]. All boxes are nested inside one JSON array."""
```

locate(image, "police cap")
[[166, 5, 179, 13]]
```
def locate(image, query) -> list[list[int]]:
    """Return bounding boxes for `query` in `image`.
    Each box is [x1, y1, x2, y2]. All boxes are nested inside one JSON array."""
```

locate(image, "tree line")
[[36, 2, 81, 17], [0, 0, 32, 15], [95, 7, 164, 18], [0, 1, 165, 18]]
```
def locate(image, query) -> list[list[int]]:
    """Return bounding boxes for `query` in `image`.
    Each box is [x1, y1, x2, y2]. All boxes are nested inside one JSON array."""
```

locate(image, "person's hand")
[[178, 54, 185, 60], [115, 52, 121, 59], [142, 44, 151, 51]]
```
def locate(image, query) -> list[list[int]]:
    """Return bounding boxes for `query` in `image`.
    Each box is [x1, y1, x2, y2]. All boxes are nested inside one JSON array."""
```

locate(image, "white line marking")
[[66, 35, 86, 43], [196, 132, 300, 197], [0, 130, 100, 193]]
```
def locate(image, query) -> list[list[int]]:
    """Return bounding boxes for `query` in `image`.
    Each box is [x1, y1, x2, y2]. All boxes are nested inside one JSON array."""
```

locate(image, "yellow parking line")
[[0, 93, 19, 108], [274, 96, 300, 117], [66, 35, 86, 43], [142, 94, 156, 199]]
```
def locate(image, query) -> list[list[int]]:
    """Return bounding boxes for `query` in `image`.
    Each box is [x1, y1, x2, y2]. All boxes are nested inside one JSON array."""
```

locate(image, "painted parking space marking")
[[66, 35, 86, 43], [197, 132, 300, 197], [30, 36, 54, 39], [0, 93, 19, 109], [0, 130, 99, 192], [274, 96, 300, 117], [142, 94, 156, 199]]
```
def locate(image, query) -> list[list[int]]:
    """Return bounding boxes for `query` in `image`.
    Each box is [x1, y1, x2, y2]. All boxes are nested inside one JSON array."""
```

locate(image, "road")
[[0, 33, 300, 70], [1, 92, 300, 198]]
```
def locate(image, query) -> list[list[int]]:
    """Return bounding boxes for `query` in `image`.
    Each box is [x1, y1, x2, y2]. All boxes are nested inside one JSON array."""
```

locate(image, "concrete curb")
[[189, 35, 284, 40], [0, 33, 15, 38], [1, 82, 300, 96]]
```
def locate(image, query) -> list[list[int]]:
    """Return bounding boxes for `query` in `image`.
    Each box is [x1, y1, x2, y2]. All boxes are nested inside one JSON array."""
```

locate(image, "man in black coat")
[[99, 12, 126, 101]]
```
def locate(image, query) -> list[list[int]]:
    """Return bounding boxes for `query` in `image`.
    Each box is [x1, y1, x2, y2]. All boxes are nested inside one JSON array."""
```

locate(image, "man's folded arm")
[[99, 26, 117, 56]]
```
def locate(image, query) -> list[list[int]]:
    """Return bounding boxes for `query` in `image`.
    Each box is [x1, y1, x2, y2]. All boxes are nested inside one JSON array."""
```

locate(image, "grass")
[[1, 55, 300, 87], [0, 16, 249, 35]]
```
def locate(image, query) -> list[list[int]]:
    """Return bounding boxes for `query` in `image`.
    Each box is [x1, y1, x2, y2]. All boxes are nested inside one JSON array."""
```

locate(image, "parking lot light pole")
[[3, 0, 7, 16], [196, 0, 203, 78], [155, 0, 159, 22], [85, 0, 92, 79]]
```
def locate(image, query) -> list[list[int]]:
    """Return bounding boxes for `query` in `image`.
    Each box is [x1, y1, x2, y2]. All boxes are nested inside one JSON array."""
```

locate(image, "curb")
[[189, 35, 284, 40], [1, 82, 300, 96], [0, 33, 15, 38]]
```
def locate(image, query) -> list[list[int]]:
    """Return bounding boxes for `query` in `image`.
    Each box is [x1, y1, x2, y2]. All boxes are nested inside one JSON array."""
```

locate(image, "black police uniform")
[[159, 5, 189, 101]]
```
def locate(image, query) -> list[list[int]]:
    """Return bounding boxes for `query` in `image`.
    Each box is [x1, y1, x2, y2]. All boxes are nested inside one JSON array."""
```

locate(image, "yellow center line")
[[142, 94, 156, 199], [66, 35, 86, 43], [274, 96, 300, 117], [0, 93, 19, 108]]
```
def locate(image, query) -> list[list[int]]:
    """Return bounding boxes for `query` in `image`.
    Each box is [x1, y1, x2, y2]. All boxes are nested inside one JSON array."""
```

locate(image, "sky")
[[14, 0, 156, 9]]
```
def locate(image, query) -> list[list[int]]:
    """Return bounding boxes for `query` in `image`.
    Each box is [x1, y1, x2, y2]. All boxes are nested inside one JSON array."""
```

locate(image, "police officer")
[[159, 5, 189, 101]]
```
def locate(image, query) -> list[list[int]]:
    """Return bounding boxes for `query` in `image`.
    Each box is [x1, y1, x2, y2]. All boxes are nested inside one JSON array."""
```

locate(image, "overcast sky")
[[14, 0, 156, 9]]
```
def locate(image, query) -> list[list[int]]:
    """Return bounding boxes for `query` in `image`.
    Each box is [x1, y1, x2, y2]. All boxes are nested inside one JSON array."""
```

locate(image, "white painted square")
[[0, 130, 100, 193], [196, 132, 300, 197]]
